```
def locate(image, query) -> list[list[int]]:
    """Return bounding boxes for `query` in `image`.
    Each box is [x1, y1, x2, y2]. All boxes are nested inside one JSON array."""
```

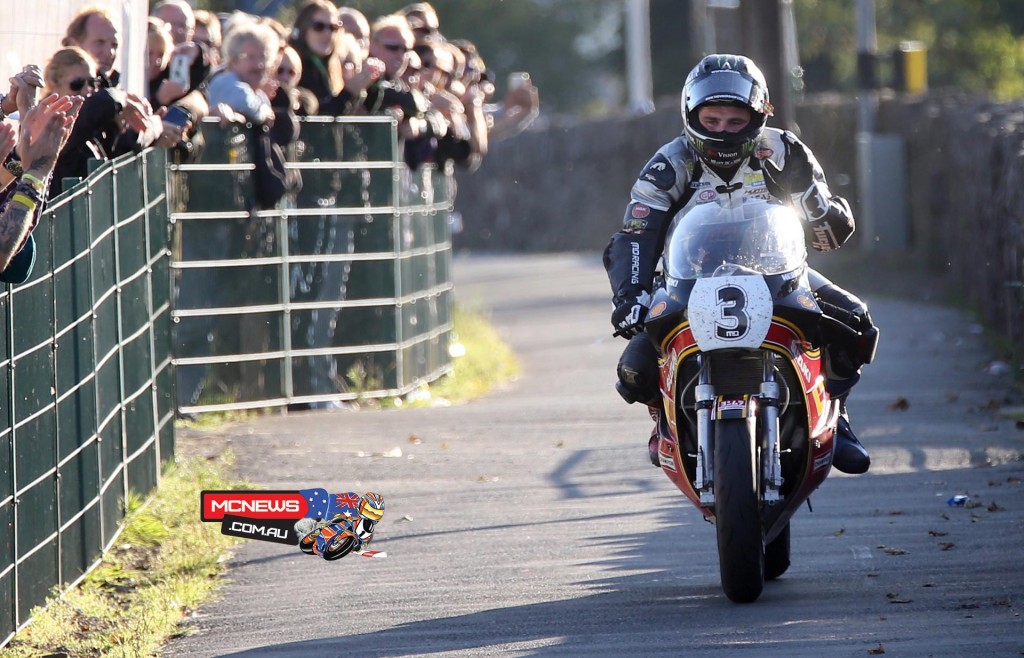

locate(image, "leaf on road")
[[867, 643, 886, 655], [832, 528, 845, 537], [407, 434, 423, 444], [878, 545, 909, 556], [987, 501, 1005, 512], [886, 593, 913, 604], [940, 542, 956, 551], [888, 397, 910, 411], [928, 530, 948, 537]]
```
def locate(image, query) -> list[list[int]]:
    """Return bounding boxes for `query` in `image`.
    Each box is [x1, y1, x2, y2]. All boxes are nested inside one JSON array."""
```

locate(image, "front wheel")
[[765, 522, 791, 580], [714, 417, 765, 603]]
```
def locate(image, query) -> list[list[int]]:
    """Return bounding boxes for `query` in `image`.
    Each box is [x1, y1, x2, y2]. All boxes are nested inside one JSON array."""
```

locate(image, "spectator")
[[45, 45, 157, 197], [288, 1, 381, 116], [62, 6, 119, 84], [43, 47, 99, 99], [0, 94, 82, 283], [367, 14, 414, 85], [146, 19, 175, 106], [58, 4, 167, 195], [426, 40, 488, 169], [273, 45, 318, 117], [152, 0, 194, 46], [151, 0, 214, 110], [400, 2, 440, 45], [487, 72, 541, 141], [206, 22, 278, 125], [414, 40, 470, 162], [0, 65, 43, 124], [337, 7, 370, 59], [193, 10, 223, 67], [0, 65, 44, 193]]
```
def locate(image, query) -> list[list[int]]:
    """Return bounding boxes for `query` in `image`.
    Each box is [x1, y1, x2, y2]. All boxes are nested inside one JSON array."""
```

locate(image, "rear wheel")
[[714, 417, 765, 603], [765, 522, 791, 580]]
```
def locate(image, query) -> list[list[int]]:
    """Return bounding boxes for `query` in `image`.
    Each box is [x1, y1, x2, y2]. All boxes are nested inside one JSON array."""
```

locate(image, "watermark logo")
[[201, 488, 386, 560]]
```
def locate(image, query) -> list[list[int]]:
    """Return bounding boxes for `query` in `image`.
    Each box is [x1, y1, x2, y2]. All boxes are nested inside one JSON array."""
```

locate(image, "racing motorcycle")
[[642, 198, 847, 603]]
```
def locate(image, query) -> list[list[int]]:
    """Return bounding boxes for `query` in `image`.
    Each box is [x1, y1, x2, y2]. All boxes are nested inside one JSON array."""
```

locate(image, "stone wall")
[[452, 93, 1024, 355]]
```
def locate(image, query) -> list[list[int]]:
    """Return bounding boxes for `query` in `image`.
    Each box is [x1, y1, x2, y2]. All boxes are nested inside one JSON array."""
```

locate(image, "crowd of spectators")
[[0, 0, 540, 284], [0, 1, 541, 410], [148, 0, 541, 173]]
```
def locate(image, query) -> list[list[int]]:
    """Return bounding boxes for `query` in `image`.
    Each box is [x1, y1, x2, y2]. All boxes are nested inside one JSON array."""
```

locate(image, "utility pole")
[[740, 0, 794, 130], [625, 0, 655, 114], [855, 0, 909, 252]]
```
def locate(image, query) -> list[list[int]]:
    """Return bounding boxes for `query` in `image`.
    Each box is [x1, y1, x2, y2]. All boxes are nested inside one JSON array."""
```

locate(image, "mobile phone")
[[169, 53, 191, 89], [508, 71, 530, 90], [163, 105, 191, 128]]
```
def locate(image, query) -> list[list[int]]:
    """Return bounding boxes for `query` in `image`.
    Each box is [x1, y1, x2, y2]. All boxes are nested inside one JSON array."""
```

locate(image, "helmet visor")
[[686, 71, 766, 113]]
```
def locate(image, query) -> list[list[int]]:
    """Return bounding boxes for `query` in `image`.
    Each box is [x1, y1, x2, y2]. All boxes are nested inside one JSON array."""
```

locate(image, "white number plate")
[[688, 275, 772, 351]]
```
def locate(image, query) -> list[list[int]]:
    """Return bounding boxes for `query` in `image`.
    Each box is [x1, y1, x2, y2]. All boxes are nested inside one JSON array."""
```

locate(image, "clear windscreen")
[[663, 199, 807, 279]]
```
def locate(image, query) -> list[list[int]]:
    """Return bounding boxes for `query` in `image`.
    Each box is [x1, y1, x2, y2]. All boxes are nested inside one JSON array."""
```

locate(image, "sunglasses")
[[68, 76, 97, 93], [310, 20, 340, 33], [381, 42, 408, 53], [277, 66, 296, 78]]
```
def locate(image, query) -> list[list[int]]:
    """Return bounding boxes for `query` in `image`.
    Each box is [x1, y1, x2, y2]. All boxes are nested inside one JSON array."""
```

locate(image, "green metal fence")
[[171, 117, 454, 414], [0, 148, 174, 646]]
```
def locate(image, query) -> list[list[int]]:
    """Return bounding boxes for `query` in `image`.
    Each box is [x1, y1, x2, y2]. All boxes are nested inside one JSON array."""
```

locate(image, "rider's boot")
[[832, 400, 870, 474]]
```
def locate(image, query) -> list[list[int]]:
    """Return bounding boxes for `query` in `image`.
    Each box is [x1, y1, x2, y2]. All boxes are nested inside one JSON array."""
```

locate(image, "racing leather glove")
[[611, 292, 651, 338]]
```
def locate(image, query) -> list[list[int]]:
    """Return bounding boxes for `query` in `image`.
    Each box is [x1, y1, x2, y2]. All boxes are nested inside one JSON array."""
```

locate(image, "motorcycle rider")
[[604, 54, 878, 474]]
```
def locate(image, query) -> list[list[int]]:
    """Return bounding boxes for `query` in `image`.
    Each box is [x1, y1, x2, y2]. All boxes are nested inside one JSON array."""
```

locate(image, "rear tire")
[[714, 417, 765, 603], [765, 522, 791, 580]]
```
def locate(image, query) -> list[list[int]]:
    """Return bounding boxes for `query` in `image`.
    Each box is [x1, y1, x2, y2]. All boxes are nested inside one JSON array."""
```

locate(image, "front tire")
[[714, 417, 765, 603], [765, 521, 791, 580]]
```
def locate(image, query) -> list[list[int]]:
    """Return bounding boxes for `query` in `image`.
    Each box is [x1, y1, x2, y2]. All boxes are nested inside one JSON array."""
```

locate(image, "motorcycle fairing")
[[656, 316, 835, 521]]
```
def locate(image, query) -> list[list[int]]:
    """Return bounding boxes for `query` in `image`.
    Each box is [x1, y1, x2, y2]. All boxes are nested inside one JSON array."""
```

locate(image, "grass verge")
[[418, 304, 519, 404], [1, 453, 250, 658]]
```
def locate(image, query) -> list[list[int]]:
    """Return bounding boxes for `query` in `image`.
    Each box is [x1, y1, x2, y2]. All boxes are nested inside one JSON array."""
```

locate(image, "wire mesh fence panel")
[[0, 148, 171, 647]]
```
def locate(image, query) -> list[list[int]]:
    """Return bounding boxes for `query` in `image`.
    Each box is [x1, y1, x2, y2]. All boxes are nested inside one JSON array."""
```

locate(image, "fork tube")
[[694, 354, 714, 504], [761, 352, 783, 500]]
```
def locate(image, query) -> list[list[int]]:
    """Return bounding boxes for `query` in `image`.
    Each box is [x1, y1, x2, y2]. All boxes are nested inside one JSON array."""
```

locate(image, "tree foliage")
[[196, 0, 1024, 117], [795, 0, 1024, 99]]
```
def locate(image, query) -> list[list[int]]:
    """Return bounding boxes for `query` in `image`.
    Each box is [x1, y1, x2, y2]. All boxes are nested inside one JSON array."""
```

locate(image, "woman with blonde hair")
[[146, 18, 175, 105], [43, 47, 99, 99]]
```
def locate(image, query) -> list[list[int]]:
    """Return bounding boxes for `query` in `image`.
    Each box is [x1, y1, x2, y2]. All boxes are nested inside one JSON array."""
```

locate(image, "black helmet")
[[681, 54, 773, 168]]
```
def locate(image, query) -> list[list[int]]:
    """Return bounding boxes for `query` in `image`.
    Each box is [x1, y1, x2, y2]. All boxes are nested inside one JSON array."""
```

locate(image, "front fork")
[[692, 352, 785, 507], [761, 352, 784, 503]]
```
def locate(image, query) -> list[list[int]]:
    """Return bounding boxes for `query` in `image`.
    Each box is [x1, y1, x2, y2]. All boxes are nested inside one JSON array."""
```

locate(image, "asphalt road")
[[164, 253, 1024, 658]]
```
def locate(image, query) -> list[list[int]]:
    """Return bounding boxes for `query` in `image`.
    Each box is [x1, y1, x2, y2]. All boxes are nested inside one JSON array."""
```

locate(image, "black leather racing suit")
[[604, 128, 878, 404]]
